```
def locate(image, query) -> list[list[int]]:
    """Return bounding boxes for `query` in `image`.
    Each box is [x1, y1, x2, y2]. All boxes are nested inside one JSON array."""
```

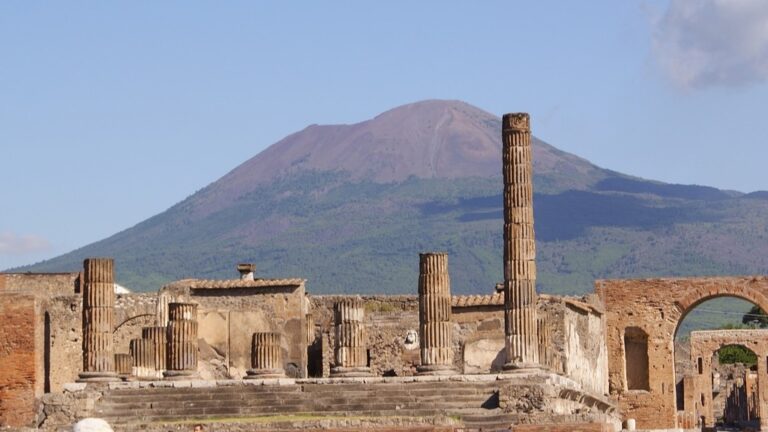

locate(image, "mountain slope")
[[16, 100, 768, 295]]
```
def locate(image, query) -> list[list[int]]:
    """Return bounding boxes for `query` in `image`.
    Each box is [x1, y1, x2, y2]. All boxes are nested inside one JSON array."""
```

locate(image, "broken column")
[[163, 303, 198, 380], [78, 258, 118, 382], [129, 338, 157, 380], [114, 353, 133, 381], [501, 113, 540, 370], [417, 252, 456, 375], [331, 297, 371, 377], [142, 326, 167, 379], [245, 332, 286, 379]]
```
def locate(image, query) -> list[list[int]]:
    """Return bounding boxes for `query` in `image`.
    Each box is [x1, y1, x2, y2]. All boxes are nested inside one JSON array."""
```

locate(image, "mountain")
[[16, 100, 768, 296]]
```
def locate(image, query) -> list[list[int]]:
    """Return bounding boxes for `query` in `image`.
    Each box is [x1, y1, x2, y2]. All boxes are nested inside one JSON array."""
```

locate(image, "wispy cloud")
[[652, 0, 768, 89], [0, 232, 51, 255]]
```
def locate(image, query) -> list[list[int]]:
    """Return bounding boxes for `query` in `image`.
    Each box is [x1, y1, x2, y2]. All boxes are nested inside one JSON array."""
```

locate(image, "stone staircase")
[[93, 380, 511, 430]]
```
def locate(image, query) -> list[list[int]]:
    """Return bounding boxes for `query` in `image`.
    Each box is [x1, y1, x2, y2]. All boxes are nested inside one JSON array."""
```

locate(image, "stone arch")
[[674, 284, 768, 337]]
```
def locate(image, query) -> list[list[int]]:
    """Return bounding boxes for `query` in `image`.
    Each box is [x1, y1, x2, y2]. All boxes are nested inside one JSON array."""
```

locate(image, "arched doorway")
[[597, 276, 768, 430], [687, 334, 767, 429]]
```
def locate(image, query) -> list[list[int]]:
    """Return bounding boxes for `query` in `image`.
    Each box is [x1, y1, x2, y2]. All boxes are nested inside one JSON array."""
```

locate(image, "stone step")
[[96, 399, 491, 418], [102, 408, 473, 425]]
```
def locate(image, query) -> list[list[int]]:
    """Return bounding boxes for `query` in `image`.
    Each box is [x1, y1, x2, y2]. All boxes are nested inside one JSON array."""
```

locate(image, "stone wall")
[[0, 272, 79, 297], [0, 293, 40, 427]]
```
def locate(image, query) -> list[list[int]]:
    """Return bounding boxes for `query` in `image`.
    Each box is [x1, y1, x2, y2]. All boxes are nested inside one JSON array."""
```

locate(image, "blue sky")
[[2, 1, 768, 269]]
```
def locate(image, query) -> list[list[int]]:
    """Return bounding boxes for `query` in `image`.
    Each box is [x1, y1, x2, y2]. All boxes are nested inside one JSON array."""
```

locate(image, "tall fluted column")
[[245, 332, 285, 379], [417, 252, 456, 375], [78, 258, 118, 382], [163, 303, 198, 380], [142, 326, 167, 379], [502, 113, 540, 371], [331, 297, 371, 377]]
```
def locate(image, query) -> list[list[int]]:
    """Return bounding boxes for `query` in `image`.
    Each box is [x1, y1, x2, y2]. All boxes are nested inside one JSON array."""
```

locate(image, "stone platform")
[[38, 372, 620, 431]]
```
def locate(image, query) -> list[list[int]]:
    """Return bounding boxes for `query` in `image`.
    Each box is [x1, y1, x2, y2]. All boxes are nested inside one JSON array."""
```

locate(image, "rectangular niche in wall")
[[624, 326, 650, 391]]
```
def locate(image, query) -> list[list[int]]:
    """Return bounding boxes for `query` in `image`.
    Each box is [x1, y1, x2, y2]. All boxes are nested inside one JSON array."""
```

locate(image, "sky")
[[2, 0, 768, 270]]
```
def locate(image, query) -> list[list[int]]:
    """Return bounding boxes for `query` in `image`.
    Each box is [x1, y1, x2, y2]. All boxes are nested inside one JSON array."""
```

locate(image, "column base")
[[330, 366, 372, 377], [416, 364, 457, 376], [162, 370, 198, 380], [77, 371, 119, 383], [501, 361, 544, 373], [244, 368, 286, 379]]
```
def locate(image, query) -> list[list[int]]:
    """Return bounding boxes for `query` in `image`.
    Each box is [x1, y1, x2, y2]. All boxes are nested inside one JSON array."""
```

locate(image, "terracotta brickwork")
[[0, 294, 39, 427], [597, 276, 768, 429]]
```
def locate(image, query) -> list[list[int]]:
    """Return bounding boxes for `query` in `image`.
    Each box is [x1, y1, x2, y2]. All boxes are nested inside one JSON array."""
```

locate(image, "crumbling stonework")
[[597, 276, 768, 429]]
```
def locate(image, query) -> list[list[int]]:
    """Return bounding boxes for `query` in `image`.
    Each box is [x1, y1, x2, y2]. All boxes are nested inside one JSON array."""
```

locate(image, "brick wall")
[[0, 293, 39, 427]]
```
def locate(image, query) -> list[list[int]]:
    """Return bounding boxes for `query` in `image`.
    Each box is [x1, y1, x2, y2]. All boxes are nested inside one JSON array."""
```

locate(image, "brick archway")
[[686, 330, 768, 429], [596, 276, 768, 430]]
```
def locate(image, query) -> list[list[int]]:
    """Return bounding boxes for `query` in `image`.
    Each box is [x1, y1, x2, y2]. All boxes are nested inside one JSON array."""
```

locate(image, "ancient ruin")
[[2, 111, 766, 431], [501, 113, 539, 371], [245, 332, 286, 378], [331, 297, 372, 377], [417, 252, 455, 375], [78, 258, 118, 382]]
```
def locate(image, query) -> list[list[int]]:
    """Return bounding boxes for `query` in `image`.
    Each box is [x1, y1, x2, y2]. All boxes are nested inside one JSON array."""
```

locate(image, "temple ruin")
[[1, 112, 766, 431]]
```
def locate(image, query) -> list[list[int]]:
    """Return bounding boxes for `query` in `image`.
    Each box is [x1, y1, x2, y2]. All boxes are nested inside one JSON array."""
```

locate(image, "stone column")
[[142, 326, 167, 379], [130, 338, 157, 380], [501, 113, 540, 371], [331, 297, 371, 377], [417, 252, 456, 375], [245, 332, 285, 379], [163, 303, 198, 380], [114, 353, 133, 381], [78, 258, 118, 382], [306, 313, 315, 345]]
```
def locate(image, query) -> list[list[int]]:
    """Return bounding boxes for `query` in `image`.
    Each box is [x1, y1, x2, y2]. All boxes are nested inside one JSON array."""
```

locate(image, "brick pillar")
[[501, 113, 540, 371], [114, 353, 133, 381], [130, 338, 156, 380], [417, 252, 456, 375], [245, 332, 285, 379], [78, 258, 119, 382], [331, 297, 371, 377], [142, 326, 167, 379], [163, 303, 198, 380]]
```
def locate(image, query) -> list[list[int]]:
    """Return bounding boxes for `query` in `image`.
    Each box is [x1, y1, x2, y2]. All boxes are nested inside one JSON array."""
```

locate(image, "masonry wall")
[[0, 293, 40, 427], [0, 272, 79, 296]]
